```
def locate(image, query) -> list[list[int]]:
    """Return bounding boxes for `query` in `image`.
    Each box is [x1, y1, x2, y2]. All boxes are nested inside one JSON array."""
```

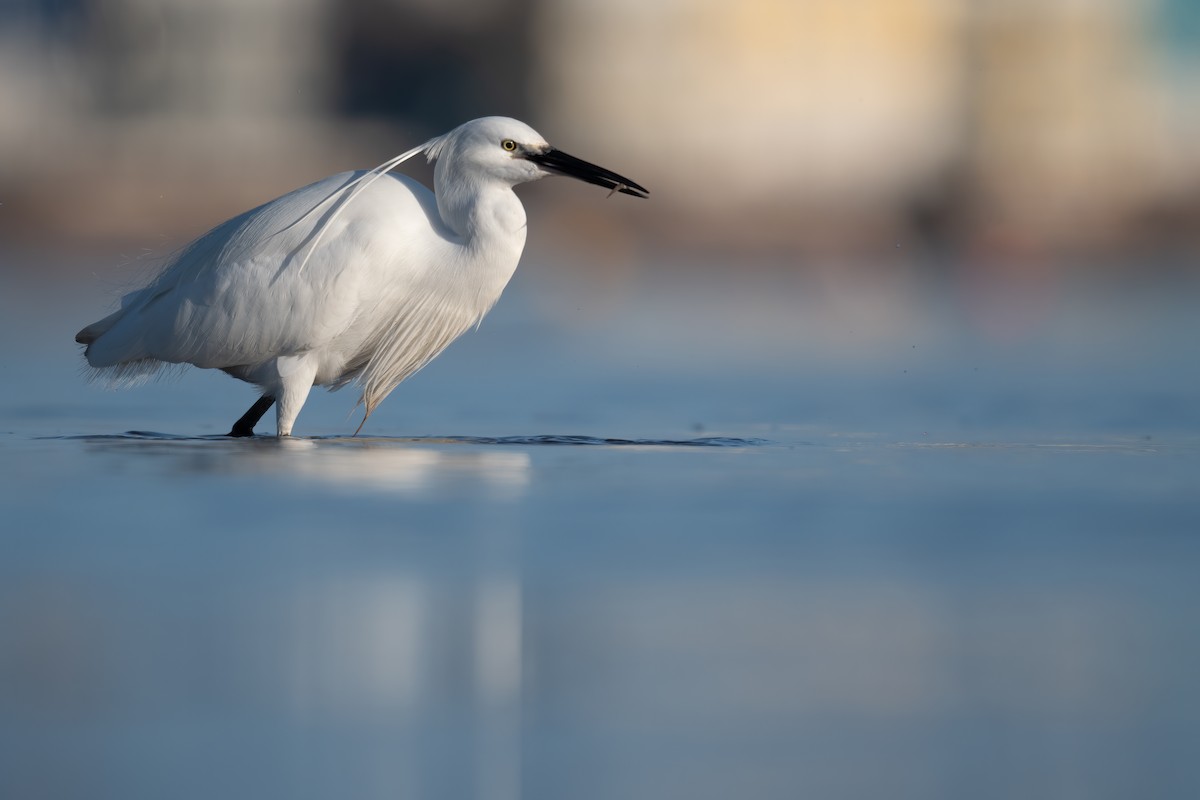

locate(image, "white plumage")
[[76, 116, 647, 436]]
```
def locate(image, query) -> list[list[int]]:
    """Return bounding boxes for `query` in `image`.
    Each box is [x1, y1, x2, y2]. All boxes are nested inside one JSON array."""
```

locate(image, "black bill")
[[525, 147, 649, 198]]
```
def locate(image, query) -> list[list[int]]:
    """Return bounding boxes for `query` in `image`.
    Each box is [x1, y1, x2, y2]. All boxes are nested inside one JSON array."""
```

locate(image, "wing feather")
[[80, 171, 449, 381]]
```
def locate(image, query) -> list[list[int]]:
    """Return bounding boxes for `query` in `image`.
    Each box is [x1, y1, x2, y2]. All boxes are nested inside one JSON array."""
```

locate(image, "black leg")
[[228, 395, 276, 437]]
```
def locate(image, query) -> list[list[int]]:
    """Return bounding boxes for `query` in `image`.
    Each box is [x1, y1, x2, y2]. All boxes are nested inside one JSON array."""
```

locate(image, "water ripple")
[[44, 431, 768, 448]]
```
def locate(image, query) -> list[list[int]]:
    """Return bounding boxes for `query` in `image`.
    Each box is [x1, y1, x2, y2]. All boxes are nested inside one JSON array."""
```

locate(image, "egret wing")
[[81, 172, 450, 379]]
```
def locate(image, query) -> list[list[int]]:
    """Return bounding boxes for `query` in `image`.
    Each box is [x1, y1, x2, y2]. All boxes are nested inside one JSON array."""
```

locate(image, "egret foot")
[[228, 395, 276, 437]]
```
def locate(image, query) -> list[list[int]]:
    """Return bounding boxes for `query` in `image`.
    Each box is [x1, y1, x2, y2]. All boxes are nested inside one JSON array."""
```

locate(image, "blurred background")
[[2, 0, 1198, 262], [2, 3, 1200, 800]]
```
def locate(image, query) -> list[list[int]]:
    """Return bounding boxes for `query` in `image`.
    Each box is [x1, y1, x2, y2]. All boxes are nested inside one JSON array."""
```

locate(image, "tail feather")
[[76, 306, 168, 384], [75, 308, 124, 346]]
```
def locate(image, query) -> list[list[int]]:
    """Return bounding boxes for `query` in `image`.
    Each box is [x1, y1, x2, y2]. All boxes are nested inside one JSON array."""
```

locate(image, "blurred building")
[[0, 0, 1196, 261], [537, 0, 1200, 258]]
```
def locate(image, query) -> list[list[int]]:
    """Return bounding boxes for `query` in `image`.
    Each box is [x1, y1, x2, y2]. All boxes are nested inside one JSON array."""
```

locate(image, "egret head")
[[427, 116, 648, 198]]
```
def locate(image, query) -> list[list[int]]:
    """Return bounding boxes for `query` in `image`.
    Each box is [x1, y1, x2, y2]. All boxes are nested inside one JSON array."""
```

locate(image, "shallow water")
[[2, 254, 1199, 799]]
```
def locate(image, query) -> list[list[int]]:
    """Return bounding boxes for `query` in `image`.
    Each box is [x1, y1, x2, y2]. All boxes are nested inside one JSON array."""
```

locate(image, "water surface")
[[2, 255, 1198, 799]]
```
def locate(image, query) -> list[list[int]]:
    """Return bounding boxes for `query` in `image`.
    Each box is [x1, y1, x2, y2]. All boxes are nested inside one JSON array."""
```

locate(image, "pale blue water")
[[2, 250, 1199, 799]]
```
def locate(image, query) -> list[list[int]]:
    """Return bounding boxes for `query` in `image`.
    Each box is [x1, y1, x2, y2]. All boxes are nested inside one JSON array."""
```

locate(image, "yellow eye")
[[501, 139, 517, 152]]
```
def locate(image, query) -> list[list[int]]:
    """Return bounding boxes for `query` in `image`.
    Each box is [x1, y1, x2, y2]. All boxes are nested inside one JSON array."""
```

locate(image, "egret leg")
[[228, 395, 276, 437], [274, 354, 319, 437]]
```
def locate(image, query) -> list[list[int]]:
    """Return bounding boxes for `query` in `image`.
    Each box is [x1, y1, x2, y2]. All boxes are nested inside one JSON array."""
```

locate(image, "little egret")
[[75, 116, 648, 436]]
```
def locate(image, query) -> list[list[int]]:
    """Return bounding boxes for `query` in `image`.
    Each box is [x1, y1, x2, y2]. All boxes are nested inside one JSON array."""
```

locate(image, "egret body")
[[75, 117, 647, 436]]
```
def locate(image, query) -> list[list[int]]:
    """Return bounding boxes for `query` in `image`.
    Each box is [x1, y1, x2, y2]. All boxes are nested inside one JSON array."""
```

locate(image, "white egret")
[[75, 116, 648, 436]]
